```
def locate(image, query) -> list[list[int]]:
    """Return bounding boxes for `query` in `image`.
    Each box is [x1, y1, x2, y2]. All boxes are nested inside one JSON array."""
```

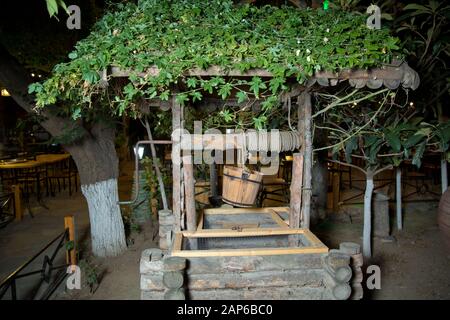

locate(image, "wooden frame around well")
[[197, 206, 290, 231], [171, 228, 328, 258]]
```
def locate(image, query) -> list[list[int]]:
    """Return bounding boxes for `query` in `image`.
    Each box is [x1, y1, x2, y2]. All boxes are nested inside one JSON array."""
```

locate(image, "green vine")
[[30, 0, 402, 129]]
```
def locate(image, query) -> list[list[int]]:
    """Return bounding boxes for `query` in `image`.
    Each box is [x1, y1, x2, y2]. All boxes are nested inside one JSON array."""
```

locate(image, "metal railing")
[[0, 222, 74, 300]]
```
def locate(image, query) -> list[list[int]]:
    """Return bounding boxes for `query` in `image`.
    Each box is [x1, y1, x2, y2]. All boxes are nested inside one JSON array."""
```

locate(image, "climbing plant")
[[30, 0, 402, 129]]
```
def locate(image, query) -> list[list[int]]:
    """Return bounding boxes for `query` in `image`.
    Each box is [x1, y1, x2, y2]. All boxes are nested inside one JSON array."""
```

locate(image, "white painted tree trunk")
[[441, 158, 448, 194], [81, 178, 127, 257], [396, 167, 402, 230], [363, 175, 374, 258]]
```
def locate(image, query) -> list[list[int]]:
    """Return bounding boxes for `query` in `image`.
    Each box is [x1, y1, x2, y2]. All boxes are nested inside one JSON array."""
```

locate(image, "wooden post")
[[289, 153, 303, 229], [210, 157, 218, 198], [300, 92, 313, 229], [13, 185, 23, 221], [441, 156, 448, 194], [396, 167, 402, 230], [332, 172, 340, 213], [64, 215, 76, 268], [182, 154, 197, 232], [172, 97, 182, 232]]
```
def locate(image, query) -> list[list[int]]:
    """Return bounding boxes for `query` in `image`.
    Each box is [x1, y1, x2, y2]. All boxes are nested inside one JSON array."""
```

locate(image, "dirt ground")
[[1, 160, 449, 300]]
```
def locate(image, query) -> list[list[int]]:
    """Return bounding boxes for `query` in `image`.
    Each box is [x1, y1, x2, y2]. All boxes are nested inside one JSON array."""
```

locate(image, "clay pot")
[[438, 188, 450, 248]]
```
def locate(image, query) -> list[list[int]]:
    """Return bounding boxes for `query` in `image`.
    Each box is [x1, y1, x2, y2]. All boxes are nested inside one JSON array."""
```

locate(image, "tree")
[[0, 0, 127, 257]]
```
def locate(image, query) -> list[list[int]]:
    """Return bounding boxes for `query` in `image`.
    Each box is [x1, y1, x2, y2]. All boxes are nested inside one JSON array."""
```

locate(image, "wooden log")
[[159, 225, 173, 236], [351, 253, 364, 268], [289, 153, 303, 230], [13, 185, 23, 221], [164, 288, 185, 300], [332, 172, 340, 212], [350, 283, 364, 300], [300, 92, 313, 229], [141, 273, 164, 290], [141, 290, 165, 300], [210, 161, 218, 198], [159, 237, 170, 250], [185, 254, 324, 275], [339, 242, 361, 255], [324, 264, 352, 283], [159, 209, 174, 225], [163, 256, 187, 272], [332, 282, 352, 300], [186, 269, 325, 290], [172, 98, 182, 231], [324, 249, 351, 269], [64, 215, 76, 268], [163, 271, 184, 289], [188, 286, 331, 300], [351, 266, 363, 284], [183, 154, 197, 233], [140, 249, 164, 274]]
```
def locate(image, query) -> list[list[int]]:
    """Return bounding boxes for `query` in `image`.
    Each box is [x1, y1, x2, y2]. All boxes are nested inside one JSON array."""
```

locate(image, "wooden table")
[[0, 154, 72, 213]]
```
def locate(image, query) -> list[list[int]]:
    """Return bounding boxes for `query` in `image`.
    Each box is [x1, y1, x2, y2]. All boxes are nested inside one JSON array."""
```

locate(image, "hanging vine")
[[29, 0, 402, 129]]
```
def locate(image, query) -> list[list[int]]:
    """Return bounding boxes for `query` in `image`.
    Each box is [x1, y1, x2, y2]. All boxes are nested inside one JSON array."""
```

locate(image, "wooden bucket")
[[222, 166, 263, 207]]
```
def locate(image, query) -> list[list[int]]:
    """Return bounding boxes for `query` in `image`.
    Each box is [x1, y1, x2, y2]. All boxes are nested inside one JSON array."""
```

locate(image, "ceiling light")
[[1, 89, 10, 97]]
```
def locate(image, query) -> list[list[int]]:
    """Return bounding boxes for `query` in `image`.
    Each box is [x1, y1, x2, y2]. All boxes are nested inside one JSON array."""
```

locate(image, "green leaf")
[[403, 133, 426, 148], [28, 83, 42, 94], [46, 0, 58, 17], [344, 136, 358, 163], [249, 77, 266, 98], [412, 140, 426, 168], [218, 83, 232, 100], [186, 77, 197, 89], [72, 107, 82, 120], [220, 109, 233, 123], [236, 91, 248, 104], [191, 91, 202, 102], [253, 115, 267, 130], [159, 90, 170, 101], [175, 93, 189, 105], [68, 52, 78, 60], [385, 132, 401, 152]]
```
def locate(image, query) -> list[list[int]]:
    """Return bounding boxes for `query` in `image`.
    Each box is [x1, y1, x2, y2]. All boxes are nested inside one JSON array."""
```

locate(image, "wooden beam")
[[332, 172, 340, 212], [300, 92, 313, 229], [289, 153, 303, 229], [171, 246, 328, 258], [302, 229, 324, 247], [182, 228, 306, 238], [268, 209, 290, 228], [172, 97, 182, 232], [64, 215, 76, 268], [172, 232, 183, 252], [109, 62, 418, 90], [182, 154, 197, 232], [203, 207, 289, 215], [13, 185, 23, 221]]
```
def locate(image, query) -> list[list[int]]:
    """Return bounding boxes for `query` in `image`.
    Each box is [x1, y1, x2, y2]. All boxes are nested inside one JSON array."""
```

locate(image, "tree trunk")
[[0, 44, 126, 257], [363, 172, 374, 258], [81, 178, 126, 257], [66, 122, 127, 257]]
